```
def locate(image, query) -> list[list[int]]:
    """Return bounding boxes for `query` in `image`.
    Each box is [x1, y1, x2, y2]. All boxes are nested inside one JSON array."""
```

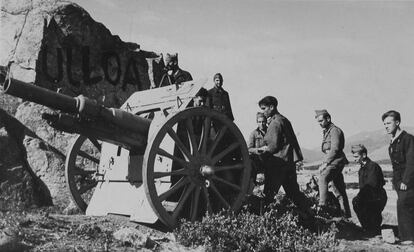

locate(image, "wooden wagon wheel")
[[143, 107, 252, 228], [65, 135, 102, 212]]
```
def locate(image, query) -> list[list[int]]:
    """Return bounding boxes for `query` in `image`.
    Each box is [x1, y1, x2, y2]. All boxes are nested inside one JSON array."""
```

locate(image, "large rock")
[[0, 109, 52, 210], [0, 0, 166, 209]]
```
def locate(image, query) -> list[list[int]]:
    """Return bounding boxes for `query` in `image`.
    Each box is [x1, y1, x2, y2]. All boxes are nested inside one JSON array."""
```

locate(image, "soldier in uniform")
[[256, 96, 310, 213], [248, 112, 267, 155], [315, 109, 351, 218], [207, 73, 234, 121], [382, 110, 414, 244], [248, 112, 267, 182], [351, 144, 387, 236], [159, 53, 193, 87], [191, 88, 209, 108]]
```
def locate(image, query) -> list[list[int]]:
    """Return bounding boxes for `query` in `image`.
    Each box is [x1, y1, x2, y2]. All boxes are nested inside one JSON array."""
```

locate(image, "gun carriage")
[[0, 71, 252, 228]]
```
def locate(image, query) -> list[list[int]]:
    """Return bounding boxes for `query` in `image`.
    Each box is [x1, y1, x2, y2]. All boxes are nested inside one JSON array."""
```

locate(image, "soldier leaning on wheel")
[[351, 144, 387, 236]]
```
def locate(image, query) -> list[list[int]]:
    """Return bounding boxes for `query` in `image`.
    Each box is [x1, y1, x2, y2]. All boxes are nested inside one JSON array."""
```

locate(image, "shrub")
[[175, 196, 338, 252]]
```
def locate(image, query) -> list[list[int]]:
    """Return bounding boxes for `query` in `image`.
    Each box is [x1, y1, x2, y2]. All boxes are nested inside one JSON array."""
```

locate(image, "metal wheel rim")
[[65, 135, 102, 212], [143, 107, 252, 228]]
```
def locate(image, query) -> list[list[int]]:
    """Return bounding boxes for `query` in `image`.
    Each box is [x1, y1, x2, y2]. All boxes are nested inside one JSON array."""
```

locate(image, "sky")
[[73, 0, 414, 148]]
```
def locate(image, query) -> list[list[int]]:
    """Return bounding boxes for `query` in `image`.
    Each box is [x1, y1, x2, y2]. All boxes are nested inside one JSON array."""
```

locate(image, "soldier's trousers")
[[352, 188, 387, 233], [263, 157, 310, 212], [319, 164, 351, 217], [397, 188, 414, 242]]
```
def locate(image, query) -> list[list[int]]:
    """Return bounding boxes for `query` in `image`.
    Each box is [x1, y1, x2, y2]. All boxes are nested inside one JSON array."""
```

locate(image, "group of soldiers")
[[161, 54, 414, 244], [247, 101, 414, 244]]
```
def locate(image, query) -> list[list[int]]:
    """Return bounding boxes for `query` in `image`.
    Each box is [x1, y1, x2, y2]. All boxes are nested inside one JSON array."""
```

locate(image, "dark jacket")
[[321, 123, 349, 166], [359, 158, 386, 192], [263, 113, 303, 164], [207, 87, 234, 121], [388, 130, 414, 189], [159, 68, 193, 87]]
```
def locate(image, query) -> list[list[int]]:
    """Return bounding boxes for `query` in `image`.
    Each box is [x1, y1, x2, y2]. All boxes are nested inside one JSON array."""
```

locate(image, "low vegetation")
[[175, 195, 338, 252]]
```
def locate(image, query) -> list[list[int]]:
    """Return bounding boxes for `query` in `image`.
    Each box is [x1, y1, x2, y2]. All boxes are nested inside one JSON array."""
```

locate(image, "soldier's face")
[[353, 152, 367, 164], [214, 78, 223, 88], [193, 96, 205, 107], [260, 105, 274, 118], [353, 152, 363, 163], [166, 61, 178, 71], [316, 115, 330, 129], [383, 116, 400, 135], [257, 117, 267, 130]]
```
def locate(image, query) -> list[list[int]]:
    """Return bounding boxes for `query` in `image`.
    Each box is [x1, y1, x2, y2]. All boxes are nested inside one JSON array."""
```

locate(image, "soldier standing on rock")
[[315, 109, 351, 218], [351, 144, 387, 236], [382, 110, 414, 245]]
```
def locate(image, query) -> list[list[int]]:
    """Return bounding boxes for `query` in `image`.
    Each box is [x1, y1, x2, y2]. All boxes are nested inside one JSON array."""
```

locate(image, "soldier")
[[256, 96, 310, 213], [248, 112, 267, 182], [191, 87, 209, 107], [207, 73, 234, 121], [159, 53, 193, 87], [351, 144, 387, 236], [248, 112, 267, 155], [382, 110, 414, 244], [315, 109, 351, 218]]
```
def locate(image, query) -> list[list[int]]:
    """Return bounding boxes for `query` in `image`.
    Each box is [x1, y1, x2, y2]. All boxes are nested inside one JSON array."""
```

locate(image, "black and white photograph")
[[1, 0, 414, 251]]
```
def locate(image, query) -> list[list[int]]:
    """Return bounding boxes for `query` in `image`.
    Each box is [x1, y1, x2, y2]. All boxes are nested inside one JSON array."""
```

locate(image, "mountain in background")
[[301, 126, 414, 164]]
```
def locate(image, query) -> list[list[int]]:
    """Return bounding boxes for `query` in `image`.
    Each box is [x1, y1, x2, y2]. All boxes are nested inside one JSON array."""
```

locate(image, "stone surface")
[[0, 109, 52, 210], [113, 227, 153, 248], [0, 0, 166, 210]]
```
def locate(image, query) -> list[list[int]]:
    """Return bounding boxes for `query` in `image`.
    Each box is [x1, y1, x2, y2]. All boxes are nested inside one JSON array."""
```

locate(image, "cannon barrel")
[[0, 72, 151, 149]]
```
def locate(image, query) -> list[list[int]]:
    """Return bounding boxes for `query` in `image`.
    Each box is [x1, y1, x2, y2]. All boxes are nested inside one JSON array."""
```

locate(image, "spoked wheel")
[[65, 135, 102, 212], [143, 107, 252, 228]]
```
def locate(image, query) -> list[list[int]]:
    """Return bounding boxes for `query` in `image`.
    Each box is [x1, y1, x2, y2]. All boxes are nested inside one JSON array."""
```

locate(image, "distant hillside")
[[301, 147, 324, 163], [302, 126, 414, 164]]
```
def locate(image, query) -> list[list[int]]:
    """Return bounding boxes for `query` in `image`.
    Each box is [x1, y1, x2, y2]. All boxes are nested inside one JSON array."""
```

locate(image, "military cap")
[[164, 53, 178, 65], [351, 144, 367, 154], [315, 109, 330, 118], [213, 73, 223, 81]]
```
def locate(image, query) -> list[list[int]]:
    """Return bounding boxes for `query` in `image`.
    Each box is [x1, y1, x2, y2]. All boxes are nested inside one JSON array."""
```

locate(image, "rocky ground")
[[0, 208, 203, 251], [1, 208, 414, 252], [1, 166, 414, 251]]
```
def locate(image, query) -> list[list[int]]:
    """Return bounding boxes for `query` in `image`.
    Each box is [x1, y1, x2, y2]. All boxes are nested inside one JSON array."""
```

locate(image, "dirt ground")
[[2, 208, 413, 252], [297, 166, 414, 252], [0, 209, 201, 251]]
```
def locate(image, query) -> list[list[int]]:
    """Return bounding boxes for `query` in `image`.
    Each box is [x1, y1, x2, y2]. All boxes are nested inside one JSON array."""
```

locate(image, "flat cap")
[[351, 144, 367, 153], [213, 73, 223, 81], [315, 109, 329, 118]]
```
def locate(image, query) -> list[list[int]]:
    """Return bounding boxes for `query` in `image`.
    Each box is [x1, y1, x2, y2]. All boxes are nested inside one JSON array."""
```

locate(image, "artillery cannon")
[[0, 70, 252, 228]]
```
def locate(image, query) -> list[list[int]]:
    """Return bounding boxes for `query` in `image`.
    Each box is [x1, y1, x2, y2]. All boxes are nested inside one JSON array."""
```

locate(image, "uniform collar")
[[360, 157, 371, 168], [391, 129, 404, 144], [173, 68, 182, 77], [256, 127, 266, 136], [323, 123, 334, 135], [213, 86, 224, 93], [268, 112, 281, 123]]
